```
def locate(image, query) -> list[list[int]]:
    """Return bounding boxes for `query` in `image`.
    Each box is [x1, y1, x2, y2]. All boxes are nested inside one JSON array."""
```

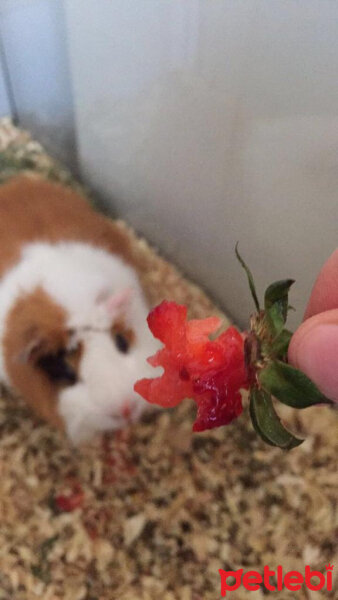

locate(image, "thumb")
[[288, 309, 338, 403]]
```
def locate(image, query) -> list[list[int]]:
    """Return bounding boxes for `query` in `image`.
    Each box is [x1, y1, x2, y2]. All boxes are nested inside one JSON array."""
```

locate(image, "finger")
[[288, 308, 338, 402], [304, 248, 338, 319]]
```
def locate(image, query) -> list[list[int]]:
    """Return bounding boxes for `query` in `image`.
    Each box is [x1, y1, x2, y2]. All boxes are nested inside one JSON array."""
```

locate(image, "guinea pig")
[[0, 176, 160, 443]]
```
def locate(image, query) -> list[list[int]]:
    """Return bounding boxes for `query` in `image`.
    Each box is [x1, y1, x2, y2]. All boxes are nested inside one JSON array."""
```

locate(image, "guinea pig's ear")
[[101, 288, 133, 318]]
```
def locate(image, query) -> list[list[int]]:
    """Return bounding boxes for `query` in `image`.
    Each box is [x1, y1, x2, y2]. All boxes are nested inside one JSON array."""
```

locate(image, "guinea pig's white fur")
[[0, 177, 160, 443]]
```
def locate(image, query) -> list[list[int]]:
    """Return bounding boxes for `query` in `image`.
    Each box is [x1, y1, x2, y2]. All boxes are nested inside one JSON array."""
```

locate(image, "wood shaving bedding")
[[0, 118, 336, 600]]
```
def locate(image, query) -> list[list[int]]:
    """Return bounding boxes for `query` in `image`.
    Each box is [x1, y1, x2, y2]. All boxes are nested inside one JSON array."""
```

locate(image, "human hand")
[[288, 249, 338, 403]]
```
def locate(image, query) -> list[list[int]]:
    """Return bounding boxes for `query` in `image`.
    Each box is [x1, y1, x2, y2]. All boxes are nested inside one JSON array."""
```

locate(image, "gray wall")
[[0, 51, 11, 117], [0, 0, 76, 167], [1, 1, 338, 329], [65, 0, 338, 328]]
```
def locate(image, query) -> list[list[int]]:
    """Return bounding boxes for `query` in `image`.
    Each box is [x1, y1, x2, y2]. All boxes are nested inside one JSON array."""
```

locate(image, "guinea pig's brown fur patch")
[[3, 287, 69, 429], [0, 176, 135, 278]]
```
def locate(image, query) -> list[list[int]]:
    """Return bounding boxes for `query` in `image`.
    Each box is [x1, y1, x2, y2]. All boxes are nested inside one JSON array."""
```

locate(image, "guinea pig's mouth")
[[121, 404, 133, 420], [112, 401, 143, 425]]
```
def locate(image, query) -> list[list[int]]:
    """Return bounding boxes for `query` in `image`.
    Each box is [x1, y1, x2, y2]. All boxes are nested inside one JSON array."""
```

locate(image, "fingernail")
[[294, 324, 338, 403]]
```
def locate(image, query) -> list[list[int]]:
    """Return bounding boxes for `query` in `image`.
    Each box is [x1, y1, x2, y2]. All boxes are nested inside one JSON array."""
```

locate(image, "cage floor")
[[0, 119, 336, 600]]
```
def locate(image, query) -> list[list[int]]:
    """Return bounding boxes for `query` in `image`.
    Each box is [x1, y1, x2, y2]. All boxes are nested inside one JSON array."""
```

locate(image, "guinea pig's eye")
[[114, 333, 130, 354], [111, 321, 135, 354], [37, 350, 78, 386]]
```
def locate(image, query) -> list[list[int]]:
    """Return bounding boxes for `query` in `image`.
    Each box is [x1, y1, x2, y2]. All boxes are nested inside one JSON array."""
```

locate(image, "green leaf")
[[264, 279, 294, 337], [265, 303, 285, 337], [235, 243, 260, 312], [270, 329, 292, 358], [264, 279, 295, 312], [250, 387, 303, 449], [259, 361, 333, 408]]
